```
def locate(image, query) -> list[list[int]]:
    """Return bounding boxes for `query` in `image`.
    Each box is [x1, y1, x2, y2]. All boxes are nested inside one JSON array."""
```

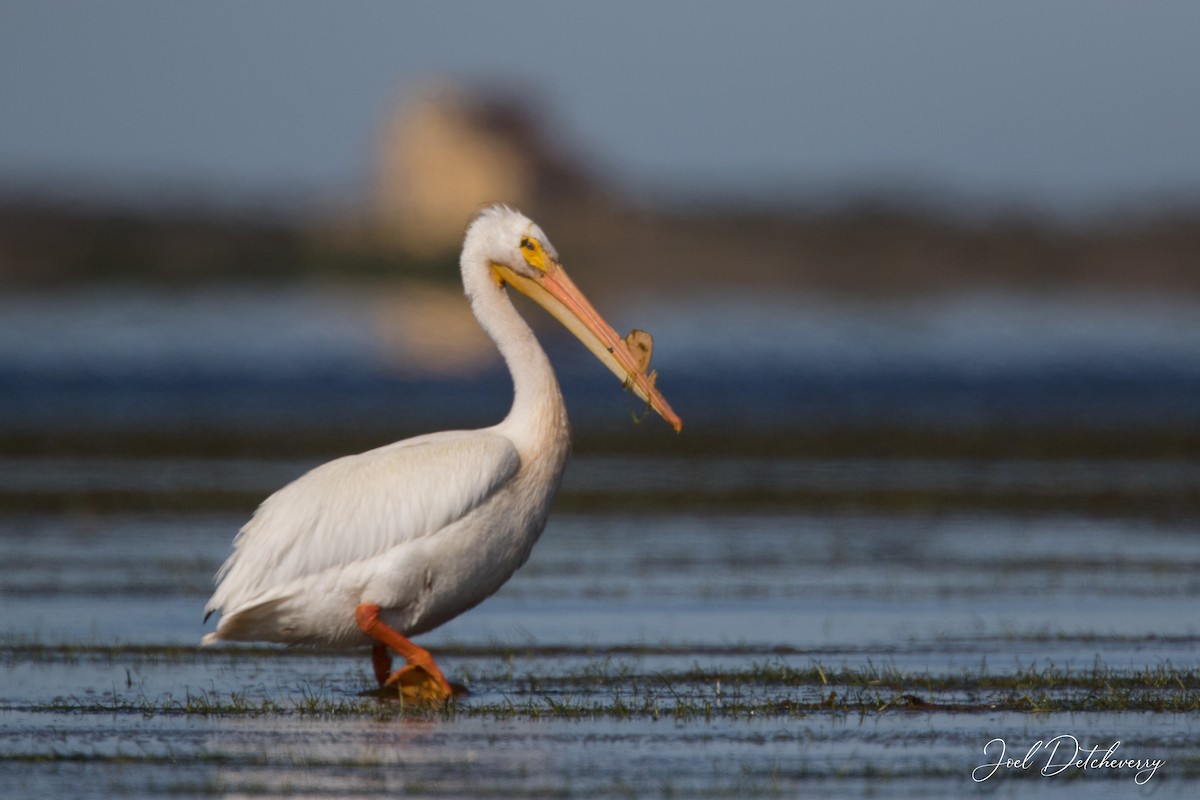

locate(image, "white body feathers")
[[203, 207, 571, 648]]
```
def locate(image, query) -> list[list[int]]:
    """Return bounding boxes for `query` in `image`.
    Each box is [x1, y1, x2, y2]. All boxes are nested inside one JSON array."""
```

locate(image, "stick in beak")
[[494, 260, 682, 432]]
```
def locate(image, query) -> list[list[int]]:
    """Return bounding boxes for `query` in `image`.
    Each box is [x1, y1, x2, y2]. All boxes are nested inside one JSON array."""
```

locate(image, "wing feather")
[[205, 430, 519, 617]]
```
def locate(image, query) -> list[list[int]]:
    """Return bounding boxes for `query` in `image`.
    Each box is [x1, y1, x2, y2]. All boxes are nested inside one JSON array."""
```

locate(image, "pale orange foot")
[[356, 603, 454, 703], [385, 660, 453, 703]]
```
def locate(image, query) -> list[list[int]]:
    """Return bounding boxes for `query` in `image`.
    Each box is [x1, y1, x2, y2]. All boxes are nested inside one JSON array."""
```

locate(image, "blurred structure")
[[371, 281, 495, 376], [2, 81, 1200, 299], [371, 83, 600, 256]]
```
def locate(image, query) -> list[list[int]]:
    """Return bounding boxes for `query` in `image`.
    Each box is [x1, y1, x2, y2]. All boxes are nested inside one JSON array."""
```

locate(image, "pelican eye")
[[518, 235, 549, 271]]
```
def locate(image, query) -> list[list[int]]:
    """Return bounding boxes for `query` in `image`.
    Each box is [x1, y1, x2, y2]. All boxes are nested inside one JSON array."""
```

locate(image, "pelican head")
[[463, 205, 681, 432]]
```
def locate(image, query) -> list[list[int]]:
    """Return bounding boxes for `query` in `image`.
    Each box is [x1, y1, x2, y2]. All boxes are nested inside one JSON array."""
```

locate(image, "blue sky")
[[3, 1, 1199, 213]]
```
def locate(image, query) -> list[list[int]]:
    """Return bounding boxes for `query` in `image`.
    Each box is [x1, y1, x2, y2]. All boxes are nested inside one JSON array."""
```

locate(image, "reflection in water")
[[3, 287, 1200, 430], [3, 287, 1200, 797], [3, 452, 1199, 796], [2, 485, 1197, 647]]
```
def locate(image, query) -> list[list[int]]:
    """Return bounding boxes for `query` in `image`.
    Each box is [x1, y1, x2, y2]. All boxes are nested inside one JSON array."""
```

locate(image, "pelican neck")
[[461, 262, 569, 456]]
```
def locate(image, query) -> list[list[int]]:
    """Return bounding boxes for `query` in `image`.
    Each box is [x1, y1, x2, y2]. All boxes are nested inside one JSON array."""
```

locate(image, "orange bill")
[[493, 259, 682, 432]]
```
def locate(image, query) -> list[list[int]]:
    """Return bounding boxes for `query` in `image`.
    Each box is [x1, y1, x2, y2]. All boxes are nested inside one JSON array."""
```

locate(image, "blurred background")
[[2, 0, 1200, 461], [6, 9, 1200, 793]]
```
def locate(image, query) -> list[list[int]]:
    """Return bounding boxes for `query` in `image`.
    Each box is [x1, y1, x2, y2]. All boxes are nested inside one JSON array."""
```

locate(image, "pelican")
[[202, 205, 681, 701]]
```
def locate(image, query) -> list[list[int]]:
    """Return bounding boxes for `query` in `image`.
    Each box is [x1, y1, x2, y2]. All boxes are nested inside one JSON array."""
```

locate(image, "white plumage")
[[202, 205, 680, 700]]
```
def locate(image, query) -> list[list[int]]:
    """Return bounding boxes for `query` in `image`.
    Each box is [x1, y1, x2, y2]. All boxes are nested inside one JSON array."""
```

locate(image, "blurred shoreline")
[[3, 193, 1200, 464], [3, 85, 1199, 464], [3, 193, 1200, 298]]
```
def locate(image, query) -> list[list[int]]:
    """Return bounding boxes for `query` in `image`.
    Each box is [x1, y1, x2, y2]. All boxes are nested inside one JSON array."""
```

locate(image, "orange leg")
[[355, 603, 452, 702], [371, 644, 393, 687]]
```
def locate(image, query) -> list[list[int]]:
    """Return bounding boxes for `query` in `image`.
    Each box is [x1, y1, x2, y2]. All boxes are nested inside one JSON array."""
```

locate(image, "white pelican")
[[202, 205, 681, 701]]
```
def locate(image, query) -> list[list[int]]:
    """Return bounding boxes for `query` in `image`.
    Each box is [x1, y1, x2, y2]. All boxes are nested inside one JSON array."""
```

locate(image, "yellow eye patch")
[[519, 235, 550, 272]]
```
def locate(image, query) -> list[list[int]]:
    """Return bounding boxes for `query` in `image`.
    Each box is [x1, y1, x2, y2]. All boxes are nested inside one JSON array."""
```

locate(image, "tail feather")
[[200, 596, 294, 645]]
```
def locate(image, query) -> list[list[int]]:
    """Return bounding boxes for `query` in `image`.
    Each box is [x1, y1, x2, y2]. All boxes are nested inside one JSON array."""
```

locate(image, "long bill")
[[494, 260, 683, 432]]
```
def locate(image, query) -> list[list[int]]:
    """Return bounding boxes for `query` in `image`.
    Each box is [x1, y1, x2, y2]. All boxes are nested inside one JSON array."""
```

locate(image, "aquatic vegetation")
[[3, 438, 1198, 796], [7, 642, 1199, 719]]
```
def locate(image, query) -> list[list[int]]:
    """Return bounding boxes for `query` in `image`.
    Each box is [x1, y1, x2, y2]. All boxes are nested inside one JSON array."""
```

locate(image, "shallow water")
[[2, 451, 1199, 797], [5, 287, 1200, 432], [2, 287, 1199, 796]]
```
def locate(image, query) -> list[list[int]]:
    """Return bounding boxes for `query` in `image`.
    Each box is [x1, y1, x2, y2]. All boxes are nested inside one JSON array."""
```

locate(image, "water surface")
[[2, 451, 1198, 797], [2, 288, 1198, 796]]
